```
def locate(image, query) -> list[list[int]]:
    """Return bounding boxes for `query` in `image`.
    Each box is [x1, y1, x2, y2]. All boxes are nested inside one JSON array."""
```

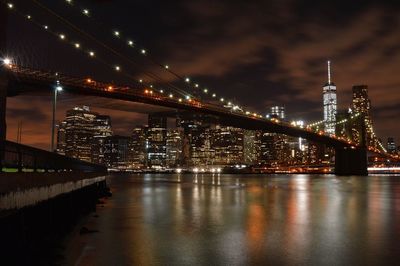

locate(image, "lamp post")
[[51, 85, 62, 152]]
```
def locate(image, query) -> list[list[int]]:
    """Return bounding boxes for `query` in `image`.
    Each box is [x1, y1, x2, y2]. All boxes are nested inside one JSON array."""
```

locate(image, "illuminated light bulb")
[[66, 0, 72, 3], [74, 43, 80, 48], [185, 77, 190, 83], [139, 79, 143, 83], [185, 95, 190, 100], [59, 34, 66, 40], [114, 31, 120, 37], [195, 83, 199, 88], [3, 58, 11, 65], [115, 65, 121, 71], [160, 90, 164, 93], [169, 94, 173, 98], [56, 86, 63, 91], [141, 49, 146, 54], [144, 89, 148, 94], [44, 25, 48, 30], [220, 98, 224, 102], [128, 40, 134, 46], [108, 86, 113, 91], [150, 85, 153, 88], [178, 98, 183, 102], [212, 93, 216, 97], [89, 51, 95, 57], [228, 102, 232, 105], [27, 15, 31, 19], [7, 3, 13, 9], [83, 9, 89, 15], [86, 78, 92, 83], [165, 65, 169, 69], [203, 88, 208, 93]]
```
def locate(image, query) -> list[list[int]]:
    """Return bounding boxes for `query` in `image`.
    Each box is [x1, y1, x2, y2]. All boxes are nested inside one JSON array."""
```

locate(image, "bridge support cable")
[[1, 0, 192, 102], [29, 0, 196, 99]]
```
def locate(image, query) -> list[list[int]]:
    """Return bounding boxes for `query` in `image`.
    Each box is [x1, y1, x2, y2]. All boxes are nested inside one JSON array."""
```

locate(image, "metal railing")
[[0, 141, 106, 173]]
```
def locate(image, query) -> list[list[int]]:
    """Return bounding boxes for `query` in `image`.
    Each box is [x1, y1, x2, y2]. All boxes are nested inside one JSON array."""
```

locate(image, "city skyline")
[[2, 2, 400, 264], [4, 0, 400, 149]]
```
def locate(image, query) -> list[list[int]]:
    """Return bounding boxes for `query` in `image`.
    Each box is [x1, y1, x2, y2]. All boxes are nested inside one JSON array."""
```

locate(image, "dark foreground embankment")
[[0, 174, 110, 265]]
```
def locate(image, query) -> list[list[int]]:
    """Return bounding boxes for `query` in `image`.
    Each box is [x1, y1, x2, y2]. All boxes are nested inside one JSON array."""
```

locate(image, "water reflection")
[[67, 174, 400, 266]]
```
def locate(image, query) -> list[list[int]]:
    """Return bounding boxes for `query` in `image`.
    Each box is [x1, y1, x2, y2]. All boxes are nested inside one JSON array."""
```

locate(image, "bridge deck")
[[5, 65, 354, 148]]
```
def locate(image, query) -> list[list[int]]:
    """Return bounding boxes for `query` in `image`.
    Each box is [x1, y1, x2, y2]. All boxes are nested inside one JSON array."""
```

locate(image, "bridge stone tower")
[[0, 3, 8, 143], [334, 115, 368, 175]]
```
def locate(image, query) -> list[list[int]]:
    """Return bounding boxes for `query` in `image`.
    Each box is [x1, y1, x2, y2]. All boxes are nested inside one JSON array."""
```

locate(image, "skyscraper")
[[323, 60, 337, 135], [92, 114, 113, 164], [211, 126, 244, 165], [178, 112, 215, 166], [146, 113, 167, 169], [56, 121, 67, 155], [58, 106, 112, 162], [166, 128, 184, 167], [243, 130, 260, 165], [104, 135, 132, 170], [351, 85, 376, 147], [130, 126, 146, 169]]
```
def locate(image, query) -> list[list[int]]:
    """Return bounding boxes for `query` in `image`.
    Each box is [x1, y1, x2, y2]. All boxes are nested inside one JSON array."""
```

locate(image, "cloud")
[[157, 0, 400, 142]]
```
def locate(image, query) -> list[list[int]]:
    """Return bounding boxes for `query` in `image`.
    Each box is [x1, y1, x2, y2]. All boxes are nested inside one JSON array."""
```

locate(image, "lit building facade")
[[210, 126, 244, 165], [269, 106, 285, 120], [104, 135, 132, 170], [243, 130, 260, 165], [92, 114, 113, 164], [259, 132, 288, 166], [166, 128, 184, 167], [351, 85, 377, 147], [130, 126, 146, 169], [323, 61, 337, 135], [56, 121, 67, 155], [178, 112, 215, 166], [58, 106, 112, 162], [146, 114, 167, 169]]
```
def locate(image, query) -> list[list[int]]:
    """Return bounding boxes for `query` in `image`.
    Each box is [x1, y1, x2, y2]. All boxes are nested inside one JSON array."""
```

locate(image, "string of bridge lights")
[[307, 113, 361, 129], [366, 121, 387, 153], [59, 0, 243, 109], [306, 113, 388, 153], [2, 1, 207, 103], [3, 0, 265, 118]]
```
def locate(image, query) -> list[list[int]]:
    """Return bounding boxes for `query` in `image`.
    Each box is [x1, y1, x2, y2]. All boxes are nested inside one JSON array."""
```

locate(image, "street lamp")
[[51, 85, 63, 152]]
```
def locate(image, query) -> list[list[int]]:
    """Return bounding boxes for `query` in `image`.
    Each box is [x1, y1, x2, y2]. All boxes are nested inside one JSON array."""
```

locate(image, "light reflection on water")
[[67, 174, 400, 266]]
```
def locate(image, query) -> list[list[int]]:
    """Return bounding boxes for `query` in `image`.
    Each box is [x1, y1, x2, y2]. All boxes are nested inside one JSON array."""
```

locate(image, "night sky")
[[4, 0, 400, 149]]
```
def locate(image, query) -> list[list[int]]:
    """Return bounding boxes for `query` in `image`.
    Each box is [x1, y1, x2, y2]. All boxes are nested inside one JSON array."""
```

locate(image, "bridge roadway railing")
[[0, 140, 106, 173]]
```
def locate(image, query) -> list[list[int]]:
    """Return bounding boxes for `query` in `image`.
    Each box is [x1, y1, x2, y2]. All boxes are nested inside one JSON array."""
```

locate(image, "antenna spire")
[[327, 60, 332, 84]]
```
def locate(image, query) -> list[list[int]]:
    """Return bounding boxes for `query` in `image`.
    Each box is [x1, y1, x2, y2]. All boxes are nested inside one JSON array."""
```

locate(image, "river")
[[64, 173, 400, 265]]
